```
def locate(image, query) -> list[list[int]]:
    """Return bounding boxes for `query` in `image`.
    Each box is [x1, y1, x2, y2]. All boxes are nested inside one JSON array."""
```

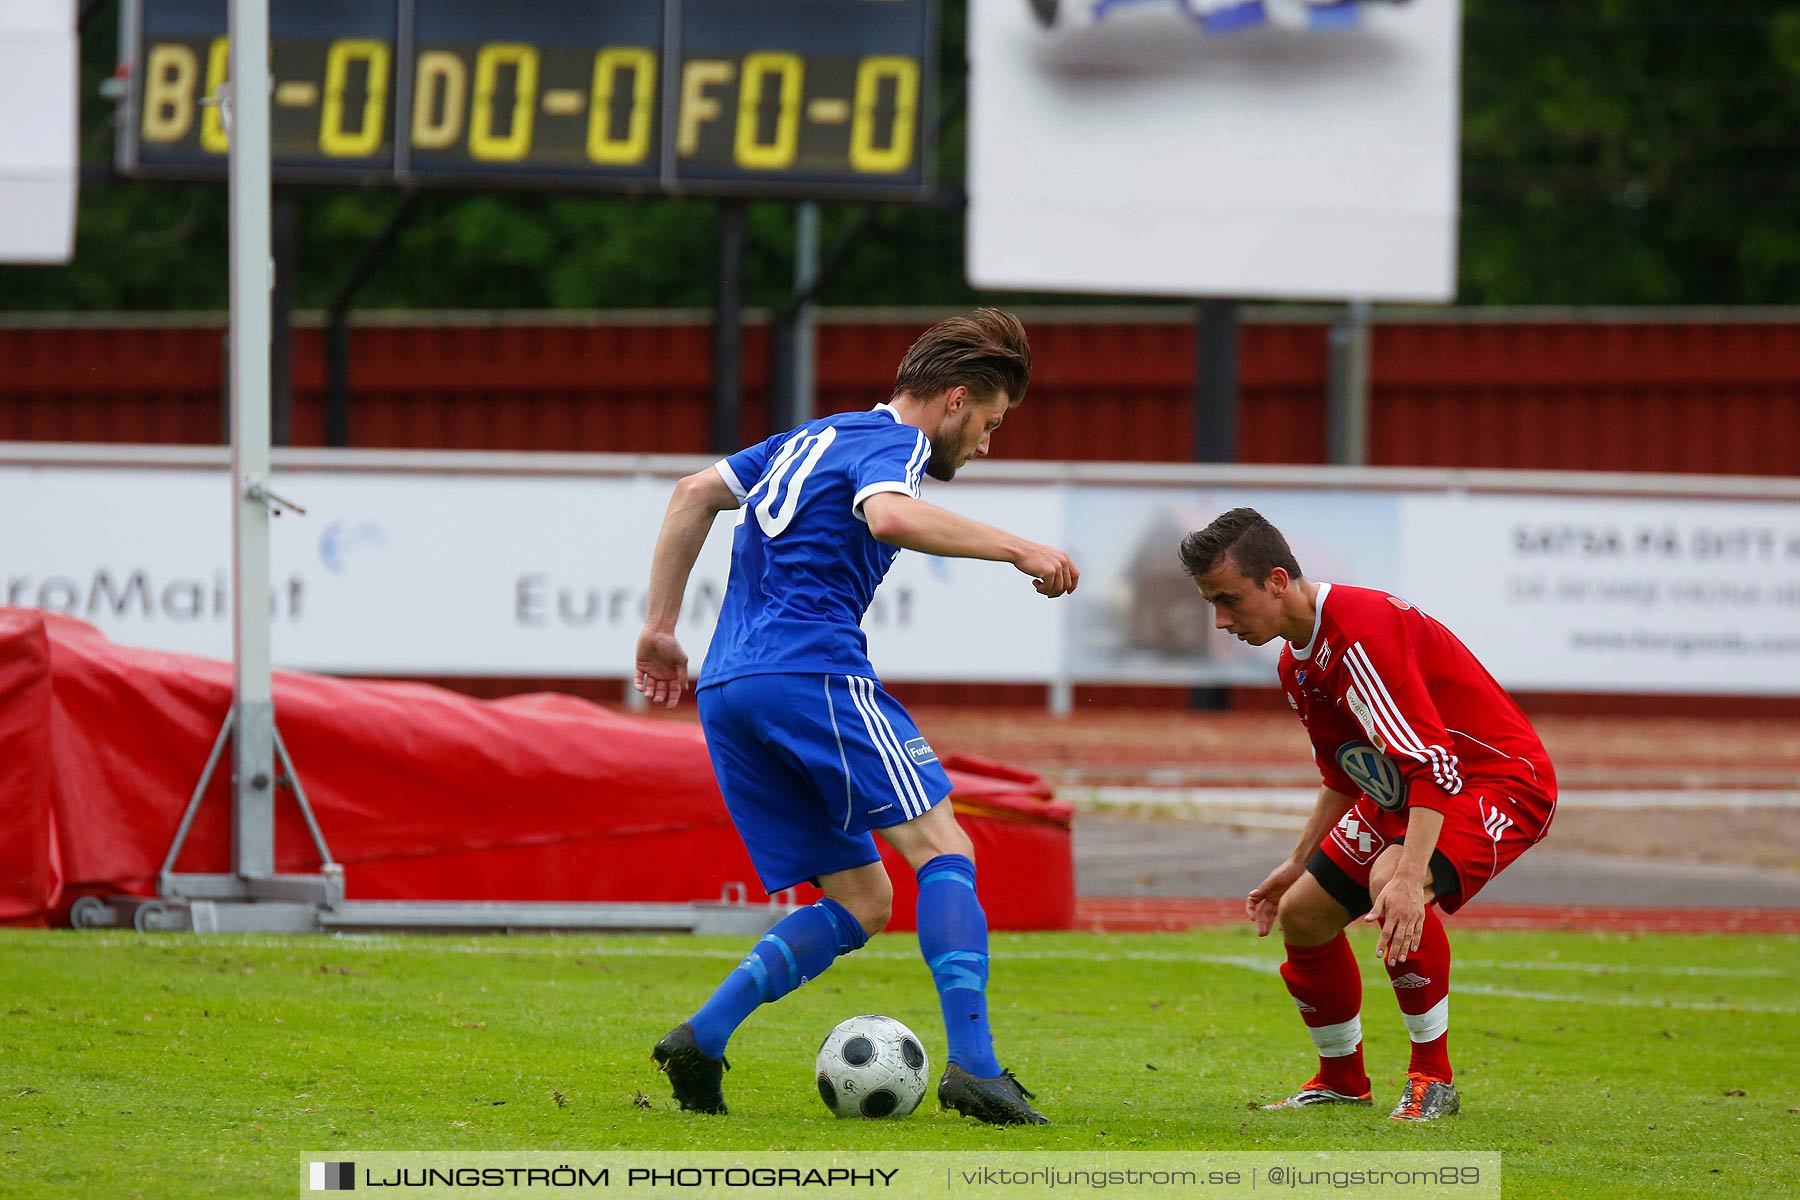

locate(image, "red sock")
[[1280, 933, 1368, 1095], [1386, 905, 1453, 1080]]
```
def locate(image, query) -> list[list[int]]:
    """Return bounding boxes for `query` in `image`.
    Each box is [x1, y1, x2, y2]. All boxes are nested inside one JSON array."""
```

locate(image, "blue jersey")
[[698, 403, 931, 689]]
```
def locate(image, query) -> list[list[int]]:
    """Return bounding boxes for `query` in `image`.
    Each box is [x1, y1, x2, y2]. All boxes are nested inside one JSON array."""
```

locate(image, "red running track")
[[1076, 897, 1800, 935]]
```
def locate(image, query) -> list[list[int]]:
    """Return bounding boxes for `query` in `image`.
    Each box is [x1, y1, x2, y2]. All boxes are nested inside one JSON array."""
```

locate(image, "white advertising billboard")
[[1397, 494, 1800, 695], [1061, 483, 1800, 695], [0, 0, 78, 264], [5, 454, 1797, 695], [0, 464, 1065, 682], [967, 0, 1461, 300]]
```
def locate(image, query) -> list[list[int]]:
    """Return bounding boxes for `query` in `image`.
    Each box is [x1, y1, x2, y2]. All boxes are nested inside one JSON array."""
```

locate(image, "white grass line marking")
[[1453, 984, 1797, 1016], [98, 935, 1790, 978], [93, 936, 1797, 1009], [1454, 958, 1785, 979]]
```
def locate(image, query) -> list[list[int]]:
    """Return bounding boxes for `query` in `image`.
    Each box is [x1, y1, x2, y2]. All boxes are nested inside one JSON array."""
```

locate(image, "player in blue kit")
[[634, 309, 1078, 1125]]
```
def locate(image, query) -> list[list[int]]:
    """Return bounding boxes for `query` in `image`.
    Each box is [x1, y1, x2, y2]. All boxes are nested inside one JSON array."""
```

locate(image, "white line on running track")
[[1073, 786, 1800, 811], [105, 935, 1789, 980]]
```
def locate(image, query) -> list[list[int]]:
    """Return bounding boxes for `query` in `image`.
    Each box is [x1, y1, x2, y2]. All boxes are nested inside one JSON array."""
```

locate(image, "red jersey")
[[1279, 583, 1556, 826]]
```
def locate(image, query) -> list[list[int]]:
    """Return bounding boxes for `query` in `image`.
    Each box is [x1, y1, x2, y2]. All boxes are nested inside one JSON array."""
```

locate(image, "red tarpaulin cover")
[[0, 609, 1074, 930]]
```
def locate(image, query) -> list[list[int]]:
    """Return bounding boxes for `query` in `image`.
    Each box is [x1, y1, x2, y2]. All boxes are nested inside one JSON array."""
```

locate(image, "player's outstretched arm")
[[861, 492, 1079, 597], [636, 468, 739, 709]]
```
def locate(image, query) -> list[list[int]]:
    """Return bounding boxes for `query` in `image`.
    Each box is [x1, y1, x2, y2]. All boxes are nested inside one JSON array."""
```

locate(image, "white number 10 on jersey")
[[749, 427, 836, 538]]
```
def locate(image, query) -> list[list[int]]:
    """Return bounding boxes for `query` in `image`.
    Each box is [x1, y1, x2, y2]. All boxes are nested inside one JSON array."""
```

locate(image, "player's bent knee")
[[1366, 846, 1406, 899], [1276, 888, 1343, 947], [823, 878, 893, 937], [832, 894, 890, 938], [860, 895, 892, 936]]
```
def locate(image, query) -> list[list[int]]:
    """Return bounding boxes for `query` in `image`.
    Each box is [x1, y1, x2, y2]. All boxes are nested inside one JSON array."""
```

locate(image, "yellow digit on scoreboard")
[[849, 55, 918, 174], [411, 50, 468, 151], [734, 52, 803, 170], [469, 42, 539, 162], [320, 39, 391, 157], [587, 47, 656, 166], [140, 43, 198, 143]]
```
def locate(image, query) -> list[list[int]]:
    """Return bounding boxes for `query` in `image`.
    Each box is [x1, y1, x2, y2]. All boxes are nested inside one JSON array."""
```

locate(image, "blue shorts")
[[696, 673, 954, 893]]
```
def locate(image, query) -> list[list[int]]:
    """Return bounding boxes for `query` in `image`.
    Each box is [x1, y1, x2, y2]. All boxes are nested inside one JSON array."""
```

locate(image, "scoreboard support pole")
[[1193, 298, 1239, 464], [766, 203, 822, 435], [1189, 297, 1239, 713], [790, 202, 821, 427], [133, 0, 346, 928], [710, 199, 747, 454], [225, 0, 281, 888], [1327, 299, 1372, 466], [325, 193, 424, 447]]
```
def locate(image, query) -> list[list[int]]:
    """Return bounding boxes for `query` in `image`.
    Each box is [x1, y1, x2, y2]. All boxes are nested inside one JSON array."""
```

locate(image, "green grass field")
[[2, 926, 1794, 1199]]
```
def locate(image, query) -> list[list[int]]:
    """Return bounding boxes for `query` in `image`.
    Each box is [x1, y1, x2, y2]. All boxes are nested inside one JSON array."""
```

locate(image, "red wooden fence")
[[4, 311, 1796, 474]]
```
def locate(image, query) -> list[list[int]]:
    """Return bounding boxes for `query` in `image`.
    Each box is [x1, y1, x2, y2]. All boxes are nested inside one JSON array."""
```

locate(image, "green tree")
[[1460, 0, 1800, 303]]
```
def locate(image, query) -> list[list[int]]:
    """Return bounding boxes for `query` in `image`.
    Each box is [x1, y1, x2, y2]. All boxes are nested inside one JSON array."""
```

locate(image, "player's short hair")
[[1179, 508, 1304, 583], [892, 308, 1031, 408]]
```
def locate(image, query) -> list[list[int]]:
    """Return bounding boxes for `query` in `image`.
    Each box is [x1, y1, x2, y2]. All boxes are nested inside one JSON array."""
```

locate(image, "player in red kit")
[[1181, 508, 1556, 1121]]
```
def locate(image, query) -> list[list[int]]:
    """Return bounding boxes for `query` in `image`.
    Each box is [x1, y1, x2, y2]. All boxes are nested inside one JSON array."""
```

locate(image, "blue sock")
[[916, 854, 1002, 1078], [686, 898, 866, 1058]]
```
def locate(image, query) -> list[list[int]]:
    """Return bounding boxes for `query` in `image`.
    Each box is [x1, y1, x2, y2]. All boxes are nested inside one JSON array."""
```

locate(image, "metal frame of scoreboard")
[[115, 0, 940, 201]]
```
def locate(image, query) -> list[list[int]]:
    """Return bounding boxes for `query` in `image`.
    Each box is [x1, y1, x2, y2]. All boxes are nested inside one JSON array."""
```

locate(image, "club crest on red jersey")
[[1331, 808, 1387, 865]]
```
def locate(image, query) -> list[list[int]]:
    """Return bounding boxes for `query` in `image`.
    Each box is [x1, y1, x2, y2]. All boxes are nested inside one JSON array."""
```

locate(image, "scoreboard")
[[116, 0, 938, 199]]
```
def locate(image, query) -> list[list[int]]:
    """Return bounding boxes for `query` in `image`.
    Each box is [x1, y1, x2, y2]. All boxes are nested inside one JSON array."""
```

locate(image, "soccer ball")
[[815, 1015, 929, 1119]]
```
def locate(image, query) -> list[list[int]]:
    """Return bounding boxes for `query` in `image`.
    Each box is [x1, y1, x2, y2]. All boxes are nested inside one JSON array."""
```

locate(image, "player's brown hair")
[[892, 308, 1031, 408], [1179, 508, 1304, 582]]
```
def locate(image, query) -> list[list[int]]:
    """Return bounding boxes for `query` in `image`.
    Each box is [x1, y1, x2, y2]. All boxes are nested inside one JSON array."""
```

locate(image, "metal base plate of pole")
[[69, 894, 788, 937]]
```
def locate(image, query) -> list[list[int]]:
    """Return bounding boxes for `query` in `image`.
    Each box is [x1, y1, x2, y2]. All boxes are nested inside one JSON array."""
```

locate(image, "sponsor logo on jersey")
[[1344, 685, 1378, 741], [1316, 639, 1333, 670], [1330, 809, 1386, 866], [1336, 741, 1404, 811], [904, 736, 938, 765], [1387, 595, 1413, 611], [1391, 973, 1432, 989], [1286, 691, 1300, 711]]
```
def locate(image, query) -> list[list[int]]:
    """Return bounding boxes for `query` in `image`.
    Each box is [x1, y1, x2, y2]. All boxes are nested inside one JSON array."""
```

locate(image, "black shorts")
[[1305, 841, 1462, 920]]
